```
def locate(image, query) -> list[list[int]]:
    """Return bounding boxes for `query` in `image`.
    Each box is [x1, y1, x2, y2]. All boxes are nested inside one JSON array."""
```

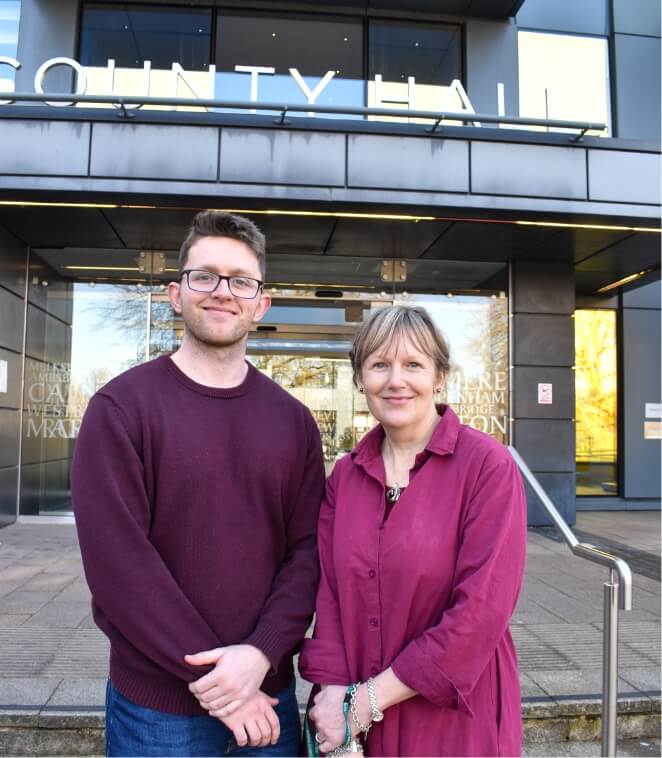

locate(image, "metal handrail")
[[1, 92, 606, 141], [508, 446, 633, 758]]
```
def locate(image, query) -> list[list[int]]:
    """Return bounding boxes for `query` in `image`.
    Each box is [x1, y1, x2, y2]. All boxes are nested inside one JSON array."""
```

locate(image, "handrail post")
[[602, 569, 619, 757]]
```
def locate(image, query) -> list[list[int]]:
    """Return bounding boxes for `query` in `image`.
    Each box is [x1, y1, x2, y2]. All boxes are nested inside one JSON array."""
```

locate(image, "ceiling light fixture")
[[595, 270, 653, 294], [515, 220, 661, 234]]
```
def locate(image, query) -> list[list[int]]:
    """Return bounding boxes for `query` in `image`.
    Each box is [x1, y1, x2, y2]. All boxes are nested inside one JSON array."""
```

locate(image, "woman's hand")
[[308, 684, 349, 753]]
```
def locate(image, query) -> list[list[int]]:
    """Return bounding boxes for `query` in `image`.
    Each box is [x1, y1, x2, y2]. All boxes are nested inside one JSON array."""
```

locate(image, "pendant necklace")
[[386, 482, 402, 503]]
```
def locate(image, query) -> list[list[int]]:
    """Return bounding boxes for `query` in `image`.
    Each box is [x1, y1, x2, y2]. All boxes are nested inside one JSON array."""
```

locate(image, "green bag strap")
[[305, 686, 353, 757]]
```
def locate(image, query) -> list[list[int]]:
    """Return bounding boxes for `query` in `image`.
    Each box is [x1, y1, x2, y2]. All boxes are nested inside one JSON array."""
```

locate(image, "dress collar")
[[351, 404, 461, 468]]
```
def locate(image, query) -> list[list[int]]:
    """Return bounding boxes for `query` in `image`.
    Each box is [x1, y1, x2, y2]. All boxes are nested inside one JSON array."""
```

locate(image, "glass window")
[[518, 31, 611, 136], [367, 20, 462, 117], [215, 12, 363, 116], [0, 0, 21, 91], [575, 310, 618, 496], [80, 3, 212, 70]]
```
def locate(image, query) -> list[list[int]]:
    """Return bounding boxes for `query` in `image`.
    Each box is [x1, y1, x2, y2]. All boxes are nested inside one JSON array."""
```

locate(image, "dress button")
[[369, 617, 379, 627], [368, 569, 376, 578]]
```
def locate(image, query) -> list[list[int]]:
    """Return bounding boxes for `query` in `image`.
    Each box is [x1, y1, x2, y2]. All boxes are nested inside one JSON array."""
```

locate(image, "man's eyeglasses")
[[180, 269, 263, 300]]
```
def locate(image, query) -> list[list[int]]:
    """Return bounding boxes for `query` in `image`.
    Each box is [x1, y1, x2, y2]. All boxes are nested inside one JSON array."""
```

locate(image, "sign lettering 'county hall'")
[[0, 56, 503, 119]]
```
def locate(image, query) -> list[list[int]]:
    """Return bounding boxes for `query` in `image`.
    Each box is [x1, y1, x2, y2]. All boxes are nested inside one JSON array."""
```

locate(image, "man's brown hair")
[[178, 211, 267, 280]]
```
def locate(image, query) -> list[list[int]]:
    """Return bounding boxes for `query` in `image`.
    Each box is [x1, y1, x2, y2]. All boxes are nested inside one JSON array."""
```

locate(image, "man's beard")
[[181, 306, 251, 349]]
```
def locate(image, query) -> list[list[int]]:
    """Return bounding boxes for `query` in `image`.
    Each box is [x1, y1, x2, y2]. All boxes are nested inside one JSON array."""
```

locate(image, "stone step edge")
[[0, 694, 659, 731]]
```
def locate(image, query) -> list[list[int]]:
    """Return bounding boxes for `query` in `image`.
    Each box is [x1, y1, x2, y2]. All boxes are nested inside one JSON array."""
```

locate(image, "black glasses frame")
[[180, 269, 264, 300]]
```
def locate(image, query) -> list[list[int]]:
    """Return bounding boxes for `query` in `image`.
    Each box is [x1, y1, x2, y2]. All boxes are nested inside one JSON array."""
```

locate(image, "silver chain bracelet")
[[348, 683, 371, 739]]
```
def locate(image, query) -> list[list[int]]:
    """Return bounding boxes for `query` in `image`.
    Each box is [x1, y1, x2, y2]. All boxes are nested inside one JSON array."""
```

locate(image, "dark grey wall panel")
[[516, 0, 608, 35], [27, 258, 73, 324], [513, 366, 574, 419], [0, 227, 27, 297], [347, 135, 468, 192], [524, 473, 576, 526], [0, 408, 20, 468], [0, 466, 18, 526], [0, 121, 90, 176], [221, 129, 346, 186], [14, 0, 78, 93], [466, 19, 518, 116], [0, 347, 22, 410], [0, 286, 24, 354], [24, 307, 71, 365], [513, 262, 574, 314], [513, 314, 574, 366], [622, 308, 661, 498], [613, 35, 661, 141], [613, 0, 661, 37], [622, 279, 661, 309], [471, 142, 586, 199], [25, 305, 46, 362], [514, 419, 575, 471], [91, 124, 218, 181], [18, 461, 40, 517], [588, 150, 661, 205]]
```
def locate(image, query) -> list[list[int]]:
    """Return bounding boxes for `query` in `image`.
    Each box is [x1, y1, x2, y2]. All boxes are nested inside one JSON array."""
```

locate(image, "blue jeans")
[[105, 679, 301, 757]]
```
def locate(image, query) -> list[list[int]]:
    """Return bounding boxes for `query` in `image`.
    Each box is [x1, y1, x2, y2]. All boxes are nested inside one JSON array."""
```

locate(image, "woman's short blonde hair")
[[349, 305, 451, 387]]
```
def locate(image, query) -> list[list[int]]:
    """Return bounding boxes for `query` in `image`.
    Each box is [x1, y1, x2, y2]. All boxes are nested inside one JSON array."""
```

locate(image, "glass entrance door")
[[19, 274, 509, 515]]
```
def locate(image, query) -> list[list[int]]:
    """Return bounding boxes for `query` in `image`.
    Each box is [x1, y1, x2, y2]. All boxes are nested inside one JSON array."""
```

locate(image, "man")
[[72, 211, 325, 756]]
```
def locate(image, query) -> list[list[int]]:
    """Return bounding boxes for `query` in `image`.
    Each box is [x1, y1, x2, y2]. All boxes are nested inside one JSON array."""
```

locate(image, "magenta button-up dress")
[[299, 406, 527, 757]]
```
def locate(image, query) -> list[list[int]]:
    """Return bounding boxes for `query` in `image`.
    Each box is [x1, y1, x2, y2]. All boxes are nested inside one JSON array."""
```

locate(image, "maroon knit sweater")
[[71, 356, 325, 714]]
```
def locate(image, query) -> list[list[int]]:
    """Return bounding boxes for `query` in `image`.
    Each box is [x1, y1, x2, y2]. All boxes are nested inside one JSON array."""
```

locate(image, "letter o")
[[34, 57, 87, 107]]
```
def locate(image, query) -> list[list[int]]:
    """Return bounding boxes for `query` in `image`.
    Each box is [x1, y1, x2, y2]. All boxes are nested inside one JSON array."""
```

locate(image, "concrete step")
[[0, 696, 659, 757]]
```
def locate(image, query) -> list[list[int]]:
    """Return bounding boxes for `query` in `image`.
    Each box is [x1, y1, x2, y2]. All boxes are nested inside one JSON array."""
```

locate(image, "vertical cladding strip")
[[87, 121, 93, 177], [468, 139, 473, 194], [217, 128, 222, 183], [344, 134, 349, 189], [585, 146, 590, 200], [508, 260, 514, 448], [15, 244, 30, 520]]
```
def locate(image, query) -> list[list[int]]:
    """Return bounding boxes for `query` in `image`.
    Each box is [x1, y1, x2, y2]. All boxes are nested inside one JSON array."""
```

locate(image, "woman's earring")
[[358, 386, 364, 393]]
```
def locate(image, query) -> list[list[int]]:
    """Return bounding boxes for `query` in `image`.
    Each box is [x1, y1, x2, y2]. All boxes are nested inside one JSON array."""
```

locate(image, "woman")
[[298, 305, 527, 757]]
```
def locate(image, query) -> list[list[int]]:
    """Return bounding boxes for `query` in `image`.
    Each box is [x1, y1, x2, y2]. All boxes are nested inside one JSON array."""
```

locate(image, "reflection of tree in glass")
[[253, 355, 337, 389], [311, 409, 338, 461], [446, 298, 509, 443], [575, 310, 617, 462]]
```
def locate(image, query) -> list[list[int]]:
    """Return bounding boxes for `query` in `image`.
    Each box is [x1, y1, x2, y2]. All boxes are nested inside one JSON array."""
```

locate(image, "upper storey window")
[[215, 11, 364, 114], [75, 4, 468, 119], [518, 31, 611, 136], [367, 20, 463, 115], [80, 4, 212, 70], [0, 1, 21, 89]]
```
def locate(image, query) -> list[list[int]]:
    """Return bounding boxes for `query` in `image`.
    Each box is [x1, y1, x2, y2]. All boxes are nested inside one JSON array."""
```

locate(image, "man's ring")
[[315, 734, 324, 744]]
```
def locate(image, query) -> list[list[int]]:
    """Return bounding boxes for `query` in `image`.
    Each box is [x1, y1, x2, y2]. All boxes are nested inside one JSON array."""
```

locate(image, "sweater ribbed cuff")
[[243, 620, 288, 675]]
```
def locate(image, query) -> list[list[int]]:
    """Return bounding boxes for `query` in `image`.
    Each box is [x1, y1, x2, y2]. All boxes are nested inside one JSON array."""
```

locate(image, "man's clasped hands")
[[185, 644, 280, 749]]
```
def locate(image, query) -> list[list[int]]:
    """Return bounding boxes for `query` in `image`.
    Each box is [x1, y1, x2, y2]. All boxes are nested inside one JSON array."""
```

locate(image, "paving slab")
[[0, 678, 61, 707], [21, 574, 78, 593], [22, 602, 91, 629], [620, 668, 662, 694], [47, 679, 107, 708], [1, 591, 57, 615], [525, 670, 638, 698]]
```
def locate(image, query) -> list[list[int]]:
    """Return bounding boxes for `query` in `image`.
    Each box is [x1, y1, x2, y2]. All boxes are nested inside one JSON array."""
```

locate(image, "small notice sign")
[[644, 421, 662, 440], [645, 403, 662, 419], [538, 383, 553, 405], [0, 360, 6, 393]]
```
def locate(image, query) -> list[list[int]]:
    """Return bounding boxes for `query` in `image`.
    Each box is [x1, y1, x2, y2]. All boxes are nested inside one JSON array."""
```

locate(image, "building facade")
[[0, 0, 660, 527]]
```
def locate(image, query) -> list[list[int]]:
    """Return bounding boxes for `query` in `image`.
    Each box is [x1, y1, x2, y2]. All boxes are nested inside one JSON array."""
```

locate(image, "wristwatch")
[[366, 677, 384, 723]]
